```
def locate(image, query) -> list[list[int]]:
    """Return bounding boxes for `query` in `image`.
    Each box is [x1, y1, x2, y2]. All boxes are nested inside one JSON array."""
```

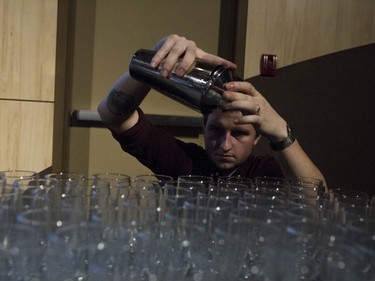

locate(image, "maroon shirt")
[[112, 109, 284, 180]]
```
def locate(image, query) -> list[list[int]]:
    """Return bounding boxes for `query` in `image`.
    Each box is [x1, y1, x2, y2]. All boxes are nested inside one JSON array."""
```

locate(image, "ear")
[[253, 134, 262, 146], [202, 115, 208, 135]]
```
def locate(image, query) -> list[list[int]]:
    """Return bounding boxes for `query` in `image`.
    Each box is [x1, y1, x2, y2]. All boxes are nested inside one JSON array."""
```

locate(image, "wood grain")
[[0, 0, 58, 173], [0, 0, 58, 101], [0, 100, 54, 172], [244, 0, 375, 77]]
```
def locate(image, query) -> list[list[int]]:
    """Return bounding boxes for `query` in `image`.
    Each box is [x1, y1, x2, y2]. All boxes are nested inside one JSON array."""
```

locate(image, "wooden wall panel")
[[244, 0, 375, 77], [0, 101, 54, 172], [0, 0, 59, 173], [0, 0, 58, 101]]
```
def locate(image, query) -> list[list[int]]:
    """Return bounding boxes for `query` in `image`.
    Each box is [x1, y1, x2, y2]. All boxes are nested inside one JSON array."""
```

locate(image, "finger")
[[159, 38, 198, 77], [151, 34, 189, 70], [150, 35, 178, 67], [221, 88, 261, 115], [255, 103, 261, 115], [225, 81, 261, 97], [234, 114, 261, 127], [198, 50, 237, 69], [176, 48, 236, 76], [223, 99, 260, 116], [174, 46, 198, 76], [221, 90, 249, 102]]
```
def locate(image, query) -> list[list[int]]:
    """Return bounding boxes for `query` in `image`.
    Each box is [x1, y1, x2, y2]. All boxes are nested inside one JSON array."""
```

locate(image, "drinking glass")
[[126, 176, 168, 226], [353, 236, 375, 280], [0, 184, 17, 205], [123, 196, 164, 230], [253, 176, 289, 198], [289, 176, 327, 195], [13, 178, 59, 208], [47, 222, 130, 281], [17, 207, 85, 236], [45, 171, 85, 181], [217, 176, 253, 191], [0, 178, 5, 189], [239, 194, 287, 211], [208, 183, 242, 207], [287, 205, 322, 223], [183, 195, 234, 234], [0, 185, 41, 224], [368, 203, 375, 219], [92, 172, 131, 201], [78, 179, 114, 225], [279, 218, 322, 280], [135, 174, 173, 187], [318, 242, 371, 281], [12, 178, 58, 193], [160, 210, 214, 280], [163, 182, 193, 207], [45, 172, 85, 200], [0, 223, 37, 280], [92, 172, 131, 227], [370, 195, 375, 215], [119, 196, 172, 279], [134, 174, 173, 201], [329, 188, 369, 222], [211, 215, 282, 280], [0, 170, 38, 186], [288, 195, 324, 208], [177, 175, 214, 196], [17, 207, 85, 279], [230, 207, 285, 226], [347, 216, 375, 238]]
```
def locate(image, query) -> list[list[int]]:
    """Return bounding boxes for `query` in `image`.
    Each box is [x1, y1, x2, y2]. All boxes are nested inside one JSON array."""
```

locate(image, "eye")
[[207, 125, 223, 135], [231, 130, 249, 138]]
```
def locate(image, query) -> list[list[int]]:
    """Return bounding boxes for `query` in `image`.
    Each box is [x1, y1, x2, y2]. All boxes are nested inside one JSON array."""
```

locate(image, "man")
[[97, 34, 326, 185]]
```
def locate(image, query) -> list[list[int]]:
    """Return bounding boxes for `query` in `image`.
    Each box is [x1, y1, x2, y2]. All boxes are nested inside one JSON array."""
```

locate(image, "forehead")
[[207, 109, 241, 122], [206, 109, 254, 131]]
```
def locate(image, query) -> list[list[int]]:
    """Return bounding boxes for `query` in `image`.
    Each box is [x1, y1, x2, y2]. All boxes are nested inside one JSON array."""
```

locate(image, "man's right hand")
[[150, 34, 237, 78]]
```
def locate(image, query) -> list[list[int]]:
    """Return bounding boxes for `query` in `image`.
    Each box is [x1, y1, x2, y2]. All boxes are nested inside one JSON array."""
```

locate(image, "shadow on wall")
[[247, 44, 375, 197]]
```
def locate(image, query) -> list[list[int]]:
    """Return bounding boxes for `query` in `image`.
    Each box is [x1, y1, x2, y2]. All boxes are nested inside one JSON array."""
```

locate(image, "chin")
[[215, 162, 236, 171], [211, 155, 237, 170]]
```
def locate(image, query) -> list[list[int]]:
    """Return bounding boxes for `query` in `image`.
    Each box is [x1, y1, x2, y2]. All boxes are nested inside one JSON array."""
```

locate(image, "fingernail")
[[222, 103, 231, 110], [160, 69, 168, 77], [226, 83, 234, 89], [176, 67, 185, 76], [150, 60, 157, 68]]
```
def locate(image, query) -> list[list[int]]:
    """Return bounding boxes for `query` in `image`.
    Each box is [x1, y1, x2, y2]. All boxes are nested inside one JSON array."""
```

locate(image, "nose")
[[219, 131, 232, 151]]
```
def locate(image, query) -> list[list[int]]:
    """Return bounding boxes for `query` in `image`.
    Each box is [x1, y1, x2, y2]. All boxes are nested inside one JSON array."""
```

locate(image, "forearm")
[[99, 34, 236, 134], [97, 72, 150, 134], [273, 140, 327, 189], [221, 81, 327, 188]]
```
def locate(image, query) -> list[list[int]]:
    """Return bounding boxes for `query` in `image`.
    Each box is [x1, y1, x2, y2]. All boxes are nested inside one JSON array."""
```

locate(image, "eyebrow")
[[232, 127, 252, 135]]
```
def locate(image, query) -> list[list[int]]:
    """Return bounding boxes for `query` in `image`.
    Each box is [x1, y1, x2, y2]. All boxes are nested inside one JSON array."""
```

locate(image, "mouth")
[[215, 153, 235, 162]]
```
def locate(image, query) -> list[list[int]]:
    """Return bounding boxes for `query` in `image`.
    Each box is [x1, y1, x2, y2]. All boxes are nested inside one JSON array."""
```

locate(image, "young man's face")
[[204, 109, 260, 173]]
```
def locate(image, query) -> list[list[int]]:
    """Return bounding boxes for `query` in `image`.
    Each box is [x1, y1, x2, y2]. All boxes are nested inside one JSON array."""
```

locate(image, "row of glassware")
[[0, 170, 374, 281]]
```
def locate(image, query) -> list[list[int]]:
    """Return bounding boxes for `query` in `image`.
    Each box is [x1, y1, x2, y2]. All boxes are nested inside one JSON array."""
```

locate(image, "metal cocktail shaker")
[[129, 49, 236, 114]]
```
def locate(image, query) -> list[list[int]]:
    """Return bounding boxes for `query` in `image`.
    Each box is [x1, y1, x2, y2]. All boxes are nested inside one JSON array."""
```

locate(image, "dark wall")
[[248, 44, 375, 197]]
